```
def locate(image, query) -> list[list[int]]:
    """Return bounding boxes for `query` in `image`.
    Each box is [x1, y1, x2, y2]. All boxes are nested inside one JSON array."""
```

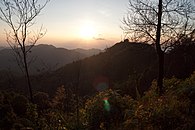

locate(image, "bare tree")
[[0, 0, 49, 102], [122, 0, 195, 95]]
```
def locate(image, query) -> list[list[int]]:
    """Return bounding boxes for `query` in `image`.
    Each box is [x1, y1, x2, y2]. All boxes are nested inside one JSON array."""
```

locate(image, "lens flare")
[[103, 97, 110, 111], [93, 76, 109, 92]]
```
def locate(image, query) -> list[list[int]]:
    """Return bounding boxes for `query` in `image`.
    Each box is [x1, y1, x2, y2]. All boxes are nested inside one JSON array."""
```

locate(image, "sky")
[[0, 0, 129, 49]]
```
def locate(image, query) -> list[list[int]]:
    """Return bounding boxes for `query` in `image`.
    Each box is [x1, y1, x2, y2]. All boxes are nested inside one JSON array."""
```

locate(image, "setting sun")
[[79, 24, 96, 40]]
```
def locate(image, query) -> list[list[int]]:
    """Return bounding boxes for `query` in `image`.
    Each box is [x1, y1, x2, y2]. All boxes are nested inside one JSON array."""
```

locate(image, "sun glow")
[[79, 24, 96, 40]]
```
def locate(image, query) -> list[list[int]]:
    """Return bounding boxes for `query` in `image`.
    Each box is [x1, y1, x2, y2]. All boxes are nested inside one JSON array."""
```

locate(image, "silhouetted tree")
[[0, 0, 49, 102], [122, 0, 195, 95]]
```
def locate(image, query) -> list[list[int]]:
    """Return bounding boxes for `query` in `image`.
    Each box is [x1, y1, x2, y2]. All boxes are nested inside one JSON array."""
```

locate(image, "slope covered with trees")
[[0, 39, 195, 129], [29, 40, 158, 97], [1, 39, 195, 98]]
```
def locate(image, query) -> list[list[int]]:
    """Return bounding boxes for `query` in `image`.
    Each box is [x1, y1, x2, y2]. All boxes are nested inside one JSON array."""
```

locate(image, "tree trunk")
[[157, 50, 164, 95], [23, 50, 33, 102], [156, 0, 164, 95]]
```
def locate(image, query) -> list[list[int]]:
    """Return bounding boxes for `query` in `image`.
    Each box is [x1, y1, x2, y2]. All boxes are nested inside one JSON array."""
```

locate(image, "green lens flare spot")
[[103, 97, 110, 111]]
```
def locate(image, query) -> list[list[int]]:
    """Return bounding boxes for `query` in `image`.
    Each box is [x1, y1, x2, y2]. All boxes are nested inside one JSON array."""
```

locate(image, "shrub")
[[82, 89, 135, 130], [123, 73, 195, 130]]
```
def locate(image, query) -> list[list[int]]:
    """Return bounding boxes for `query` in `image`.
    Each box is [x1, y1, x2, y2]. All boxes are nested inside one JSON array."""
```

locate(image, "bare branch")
[[0, 0, 49, 102], [122, 0, 195, 45]]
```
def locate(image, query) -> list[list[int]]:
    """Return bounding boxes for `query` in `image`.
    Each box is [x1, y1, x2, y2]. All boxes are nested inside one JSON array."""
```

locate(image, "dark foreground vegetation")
[[0, 73, 195, 130]]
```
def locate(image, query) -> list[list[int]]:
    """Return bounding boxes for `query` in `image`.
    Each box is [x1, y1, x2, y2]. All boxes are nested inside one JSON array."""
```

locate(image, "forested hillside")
[[0, 40, 195, 129], [1, 40, 195, 98]]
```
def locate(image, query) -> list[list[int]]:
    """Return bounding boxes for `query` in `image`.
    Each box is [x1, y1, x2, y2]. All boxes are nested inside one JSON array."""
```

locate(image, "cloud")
[[93, 37, 106, 40], [93, 34, 106, 41]]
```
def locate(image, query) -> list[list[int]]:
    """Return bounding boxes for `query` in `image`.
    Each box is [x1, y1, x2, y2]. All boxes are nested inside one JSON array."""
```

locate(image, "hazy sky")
[[0, 0, 129, 49]]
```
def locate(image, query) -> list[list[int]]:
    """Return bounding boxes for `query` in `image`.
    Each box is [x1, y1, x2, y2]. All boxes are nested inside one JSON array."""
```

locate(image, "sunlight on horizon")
[[0, 0, 129, 49], [79, 21, 97, 40]]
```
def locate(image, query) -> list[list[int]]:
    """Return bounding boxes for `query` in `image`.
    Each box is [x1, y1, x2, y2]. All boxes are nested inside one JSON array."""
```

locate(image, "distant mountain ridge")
[[1, 40, 194, 98], [73, 48, 102, 57], [0, 44, 102, 74], [0, 46, 7, 51]]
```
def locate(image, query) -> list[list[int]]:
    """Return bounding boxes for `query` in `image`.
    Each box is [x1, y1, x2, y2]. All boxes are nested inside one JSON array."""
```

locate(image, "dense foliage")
[[0, 72, 194, 129]]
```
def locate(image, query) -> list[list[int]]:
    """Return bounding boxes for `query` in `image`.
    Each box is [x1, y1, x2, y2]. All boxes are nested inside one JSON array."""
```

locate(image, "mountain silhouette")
[[30, 41, 158, 97], [0, 44, 101, 74], [1, 40, 195, 98], [73, 48, 102, 57]]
